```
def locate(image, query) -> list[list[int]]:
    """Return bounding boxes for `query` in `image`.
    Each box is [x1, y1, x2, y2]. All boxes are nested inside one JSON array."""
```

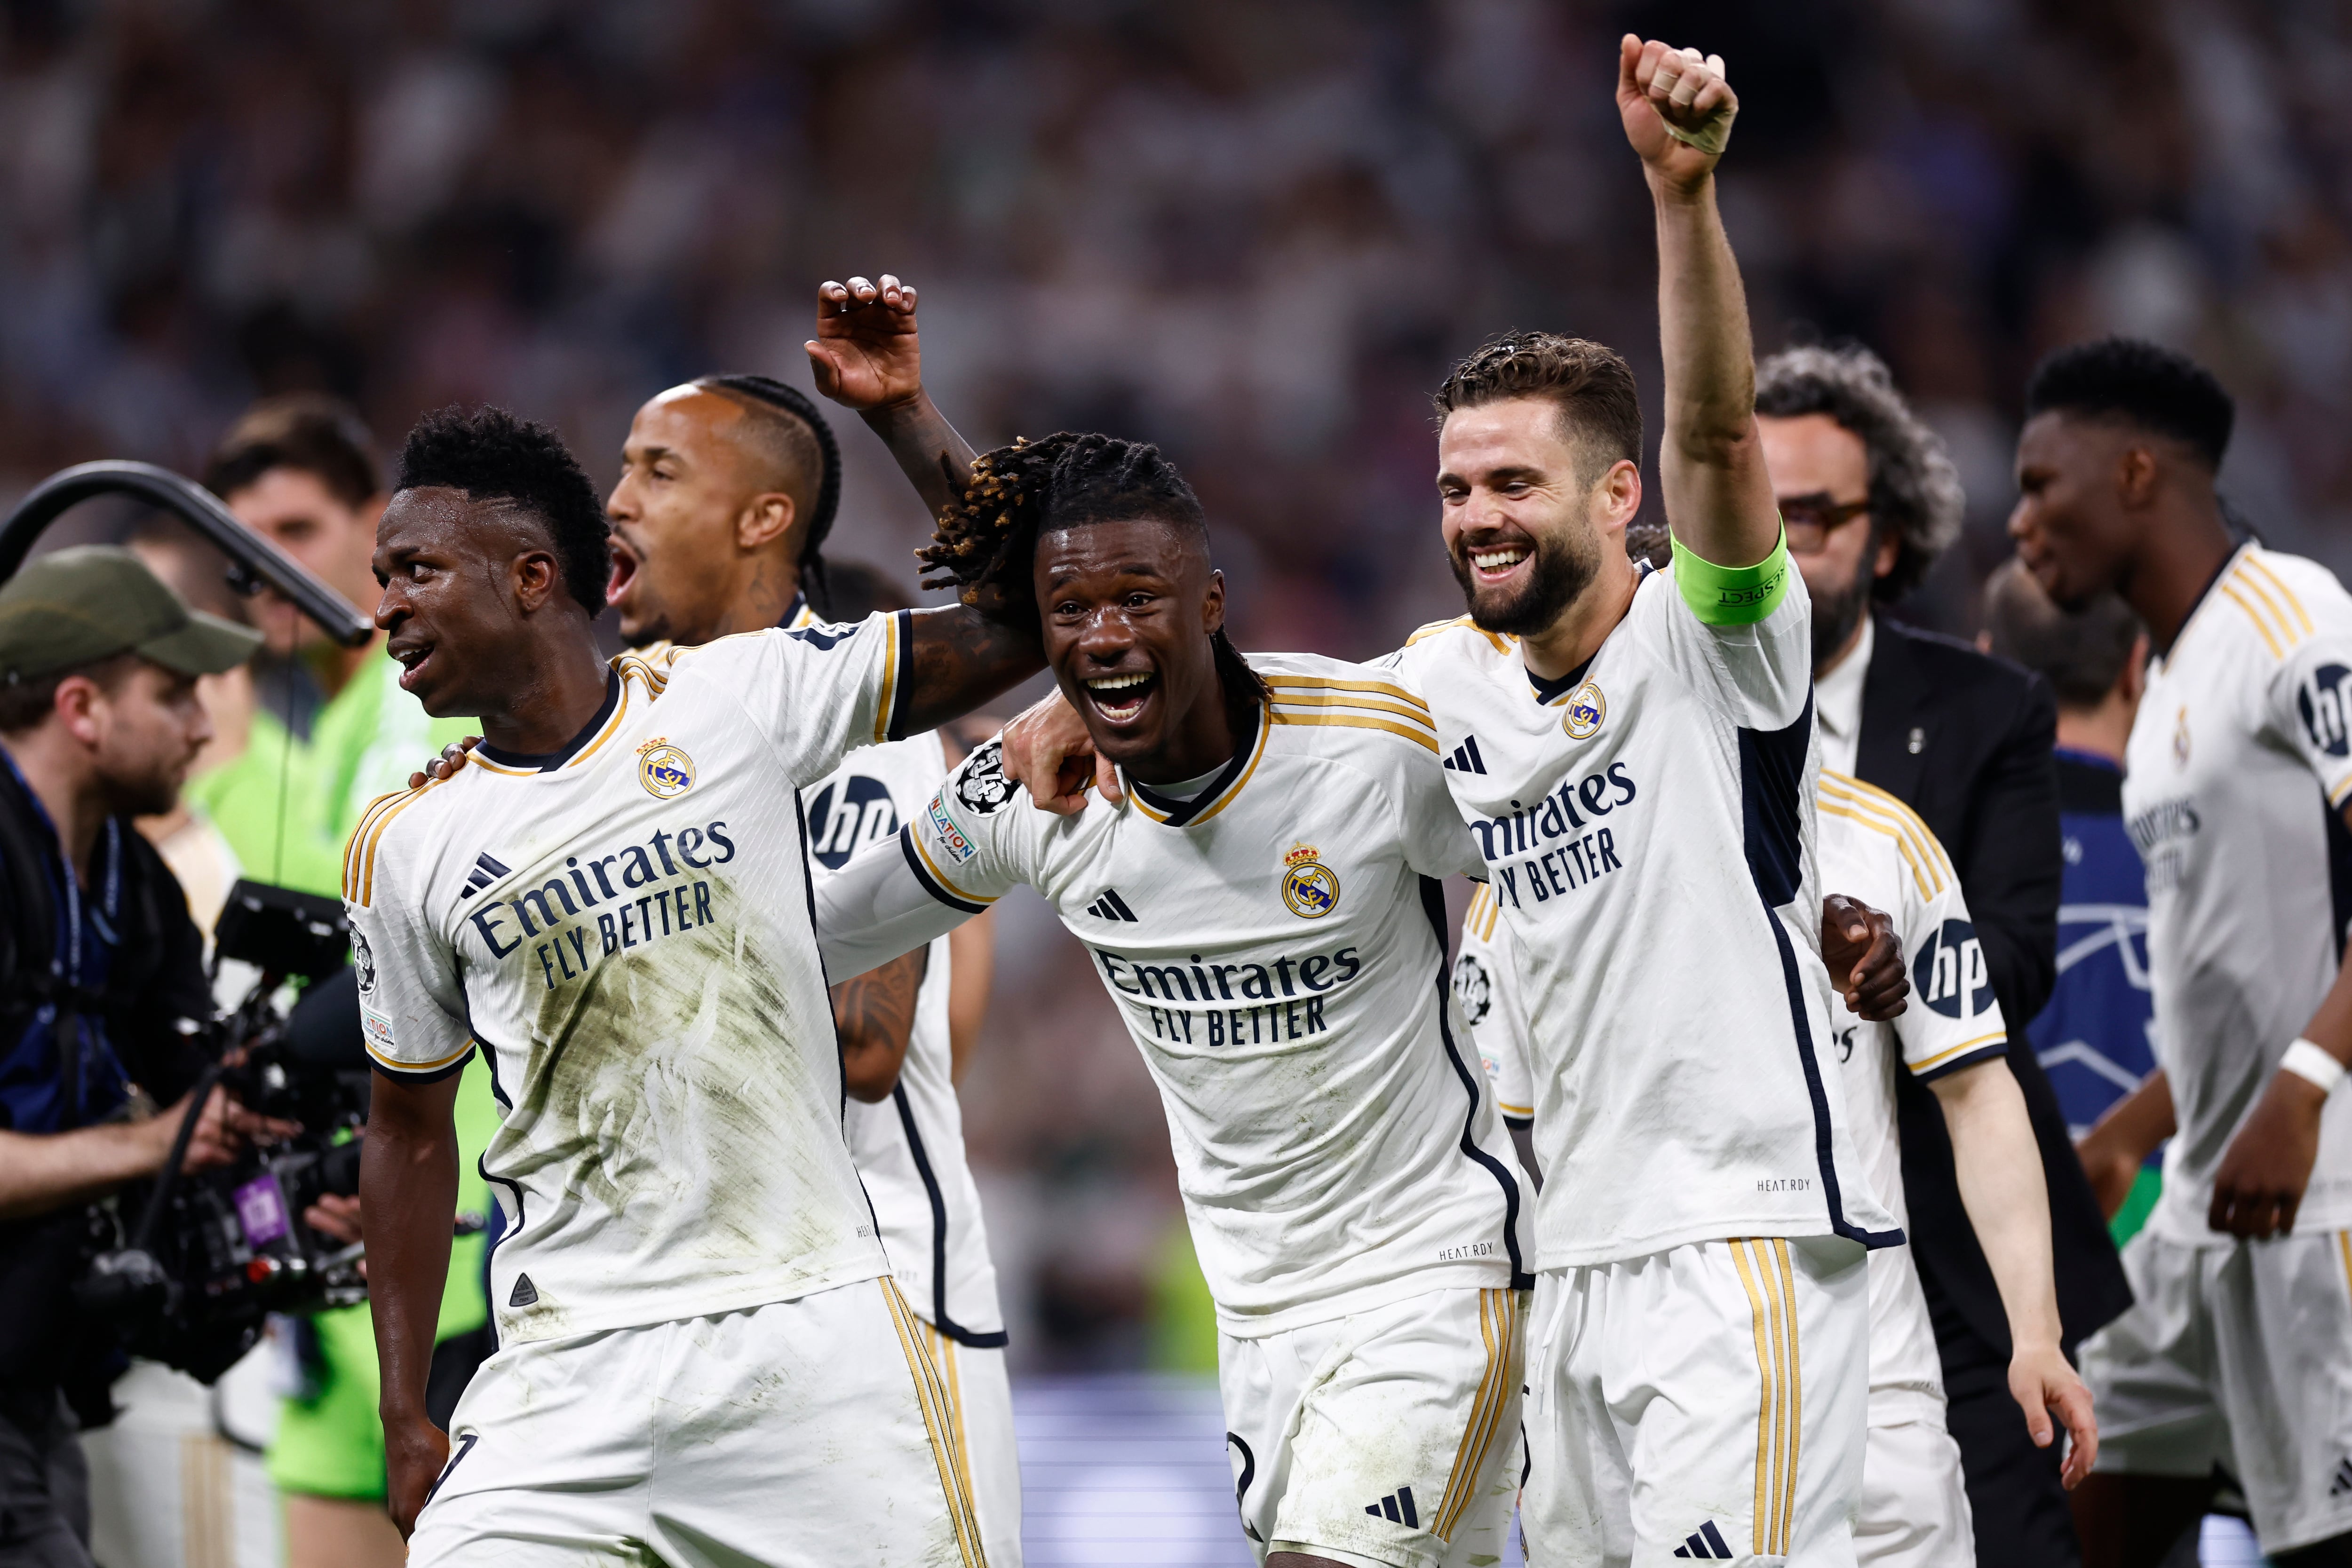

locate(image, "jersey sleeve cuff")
[[1670, 529, 1792, 626], [366, 1040, 477, 1085], [900, 825, 993, 913], [1908, 1034, 2008, 1084], [881, 610, 915, 744]]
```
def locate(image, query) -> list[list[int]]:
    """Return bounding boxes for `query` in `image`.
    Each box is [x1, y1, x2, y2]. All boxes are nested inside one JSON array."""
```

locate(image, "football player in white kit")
[[2011, 338, 2352, 1566], [814, 421, 1535, 1568], [1458, 769, 2098, 1566], [598, 372, 1020, 1568], [349, 404, 1042, 1564]]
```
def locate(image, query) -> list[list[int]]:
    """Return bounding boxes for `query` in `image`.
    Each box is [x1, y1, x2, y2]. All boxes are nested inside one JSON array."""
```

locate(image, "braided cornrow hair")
[[918, 430, 1269, 710]]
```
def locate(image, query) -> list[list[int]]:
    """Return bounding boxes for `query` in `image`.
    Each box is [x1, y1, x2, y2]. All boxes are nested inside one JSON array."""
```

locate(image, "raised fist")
[[1616, 36, 1738, 191]]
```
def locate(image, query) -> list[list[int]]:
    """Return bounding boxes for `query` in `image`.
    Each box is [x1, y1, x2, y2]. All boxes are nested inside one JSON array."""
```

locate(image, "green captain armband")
[[1670, 528, 1792, 626]]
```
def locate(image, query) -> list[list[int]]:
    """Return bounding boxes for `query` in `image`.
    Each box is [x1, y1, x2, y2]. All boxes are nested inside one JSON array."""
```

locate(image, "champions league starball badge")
[[955, 739, 1016, 816], [637, 738, 696, 799], [1281, 842, 1340, 919]]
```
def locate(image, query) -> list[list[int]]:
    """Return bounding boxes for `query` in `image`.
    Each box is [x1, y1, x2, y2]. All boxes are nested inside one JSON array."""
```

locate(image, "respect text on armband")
[[1474, 763, 1638, 910], [463, 819, 739, 990], [1093, 944, 1363, 1047]]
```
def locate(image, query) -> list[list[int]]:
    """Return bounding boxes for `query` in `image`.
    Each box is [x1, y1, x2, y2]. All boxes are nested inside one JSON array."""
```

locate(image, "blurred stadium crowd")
[[3, 0, 2351, 1374]]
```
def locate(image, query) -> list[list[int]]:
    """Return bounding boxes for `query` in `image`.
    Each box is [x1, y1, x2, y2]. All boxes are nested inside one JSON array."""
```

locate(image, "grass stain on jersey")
[[498, 875, 858, 1304]]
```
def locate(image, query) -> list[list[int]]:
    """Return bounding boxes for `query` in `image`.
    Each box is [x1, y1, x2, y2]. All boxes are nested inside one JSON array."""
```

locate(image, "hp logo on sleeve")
[[2299, 664, 2352, 759], [1912, 919, 1996, 1022], [806, 776, 899, 870]]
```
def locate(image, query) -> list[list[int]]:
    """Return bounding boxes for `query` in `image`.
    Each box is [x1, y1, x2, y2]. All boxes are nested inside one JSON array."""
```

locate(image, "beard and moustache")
[[1449, 519, 1605, 638], [1809, 538, 1878, 676]]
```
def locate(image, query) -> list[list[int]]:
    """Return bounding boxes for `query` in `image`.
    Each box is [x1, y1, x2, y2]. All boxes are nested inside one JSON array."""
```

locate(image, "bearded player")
[[2011, 338, 2352, 1568], [1459, 762, 2097, 1566], [351, 404, 1038, 1564]]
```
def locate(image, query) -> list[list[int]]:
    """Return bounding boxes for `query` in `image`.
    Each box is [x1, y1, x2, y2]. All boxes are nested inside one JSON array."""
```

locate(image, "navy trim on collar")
[[1126, 705, 1263, 826], [475, 669, 620, 773]]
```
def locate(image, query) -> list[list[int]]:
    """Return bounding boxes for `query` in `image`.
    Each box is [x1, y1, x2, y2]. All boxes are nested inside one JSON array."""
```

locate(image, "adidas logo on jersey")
[[1671, 1519, 1734, 1558], [1364, 1486, 1419, 1528], [1085, 888, 1139, 922], [461, 852, 513, 899], [1443, 736, 1488, 774], [2331, 1456, 2352, 1497]]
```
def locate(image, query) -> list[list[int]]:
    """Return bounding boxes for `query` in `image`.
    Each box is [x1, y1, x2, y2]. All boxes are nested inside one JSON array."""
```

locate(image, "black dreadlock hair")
[[919, 430, 1267, 708], [695, 373, 842, 606]]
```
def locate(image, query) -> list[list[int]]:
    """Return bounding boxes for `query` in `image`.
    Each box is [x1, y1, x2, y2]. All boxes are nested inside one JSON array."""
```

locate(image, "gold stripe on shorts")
[[883, 1280, 988, 1568], [924, 1319, 980, 1536], [1434, 1287, 1520, 1541], [1730, 1239, 1802, 1556]]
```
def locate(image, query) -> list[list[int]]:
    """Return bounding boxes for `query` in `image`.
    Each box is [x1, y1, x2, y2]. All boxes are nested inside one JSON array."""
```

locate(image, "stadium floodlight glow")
[[0, 459, 374, 647]]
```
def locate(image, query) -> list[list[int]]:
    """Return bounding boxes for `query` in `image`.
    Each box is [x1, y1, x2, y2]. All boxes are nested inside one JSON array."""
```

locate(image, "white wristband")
[[2282, 1038, 2345, 1095]]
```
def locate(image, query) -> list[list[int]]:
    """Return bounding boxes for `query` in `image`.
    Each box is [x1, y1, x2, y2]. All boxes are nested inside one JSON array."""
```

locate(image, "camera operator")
[[0, 547, 289, 1568]]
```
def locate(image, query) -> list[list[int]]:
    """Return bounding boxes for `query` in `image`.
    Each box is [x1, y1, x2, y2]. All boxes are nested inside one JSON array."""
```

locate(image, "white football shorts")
[[1522, 1235, 1870, 1567], [2081, 1226, 2352, 1553], [1219, 1285, 1526, 1568], [1855, 1406, 1973, 1568], [911, 1319, 1023, 1568], [408, 1277, 988, 1567]]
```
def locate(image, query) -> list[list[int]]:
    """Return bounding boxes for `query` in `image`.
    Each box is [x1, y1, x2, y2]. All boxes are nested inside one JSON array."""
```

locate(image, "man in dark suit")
[[1756, 346, 2132, 1568]]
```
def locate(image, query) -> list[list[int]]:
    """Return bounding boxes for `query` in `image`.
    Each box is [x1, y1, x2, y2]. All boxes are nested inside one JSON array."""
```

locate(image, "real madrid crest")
[[637, 737, 695, 799], [1282, 842, 1340, 919], [1563, 680, 1605, 740]]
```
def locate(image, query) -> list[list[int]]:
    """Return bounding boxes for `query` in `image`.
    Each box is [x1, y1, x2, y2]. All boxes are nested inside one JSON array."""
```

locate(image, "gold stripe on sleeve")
[[1260, 675, 1432, 716], [2241, 554, 2315, 637], [911, 832, 1000, 908], [350, 780, 440, 908], [2229, 562, 2306, 649], [1910, 1031, 2009, 1075], [1267, 710, 1441, 754], [2217, 582, 2286, 660]]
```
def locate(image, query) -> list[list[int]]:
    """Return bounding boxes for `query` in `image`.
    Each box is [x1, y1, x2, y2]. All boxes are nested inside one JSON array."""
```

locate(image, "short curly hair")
[[2024, 337, 2234, 471], [1755, 345, 1963, 604], [395, 405, 611, 614], [1431, 331, 1642, 481]]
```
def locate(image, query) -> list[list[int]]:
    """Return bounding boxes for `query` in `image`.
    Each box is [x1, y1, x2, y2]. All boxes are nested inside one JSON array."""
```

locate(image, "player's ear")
[[1201, 568, 1226, 635], [1596, 458, 1641, 531], [2115, 444, 2160, 509], [511, 546, 563, 614], [738, 491, 796, 553]]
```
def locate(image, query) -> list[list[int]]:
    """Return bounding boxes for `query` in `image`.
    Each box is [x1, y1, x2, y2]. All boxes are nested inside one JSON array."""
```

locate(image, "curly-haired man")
[[1756, 343, 2131, 1568]]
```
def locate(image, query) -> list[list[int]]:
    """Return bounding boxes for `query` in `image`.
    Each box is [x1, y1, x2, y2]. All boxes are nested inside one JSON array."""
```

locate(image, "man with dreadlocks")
[[808, 406, 1538, 1568]]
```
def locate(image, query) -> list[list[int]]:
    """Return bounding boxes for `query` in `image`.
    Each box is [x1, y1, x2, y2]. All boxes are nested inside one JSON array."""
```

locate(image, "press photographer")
[[0, 546, 286, 1567]]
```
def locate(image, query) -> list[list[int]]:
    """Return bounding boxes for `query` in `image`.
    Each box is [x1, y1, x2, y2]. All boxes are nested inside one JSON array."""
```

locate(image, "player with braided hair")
[[811, 278, 1534, 1568]]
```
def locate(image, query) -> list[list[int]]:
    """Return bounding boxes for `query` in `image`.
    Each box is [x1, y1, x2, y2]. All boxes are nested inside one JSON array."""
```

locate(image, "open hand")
[[407, 736, 479, 790], [1820, 894, 1907, 1022], [1000, 690, 1120, 816], [2208, 1069, 2326, 1238], [2010, 1338, 2098, 1489], [1617, 36, 1738, 193], [806, 275, 924, 411]]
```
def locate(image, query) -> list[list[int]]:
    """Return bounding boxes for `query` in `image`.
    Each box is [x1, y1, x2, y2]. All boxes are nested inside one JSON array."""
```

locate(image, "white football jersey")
[[807, 730, 1006, 1345], [345, 612, 914, 1344], [2122, 544, 2352, 1242], [1461, 768, 2000, 1412], [1383, 559, 1899, 1270], [816, 653, 1533, 1338], [1813, 770, 2007, 1413]]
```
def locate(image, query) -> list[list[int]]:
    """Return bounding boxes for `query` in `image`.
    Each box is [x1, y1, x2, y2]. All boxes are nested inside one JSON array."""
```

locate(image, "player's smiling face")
[[374, 486, 558, 720], [2009, 412, 2138, 609], [1034, 518, 1228, 778], [1437, 396, 1637, 637], [605, 387, 778, 647]]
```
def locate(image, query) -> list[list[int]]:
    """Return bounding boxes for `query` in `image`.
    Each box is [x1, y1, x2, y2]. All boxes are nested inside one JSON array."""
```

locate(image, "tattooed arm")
[[899, 608, 1042, 736], [834, 947, 931, 1103]]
